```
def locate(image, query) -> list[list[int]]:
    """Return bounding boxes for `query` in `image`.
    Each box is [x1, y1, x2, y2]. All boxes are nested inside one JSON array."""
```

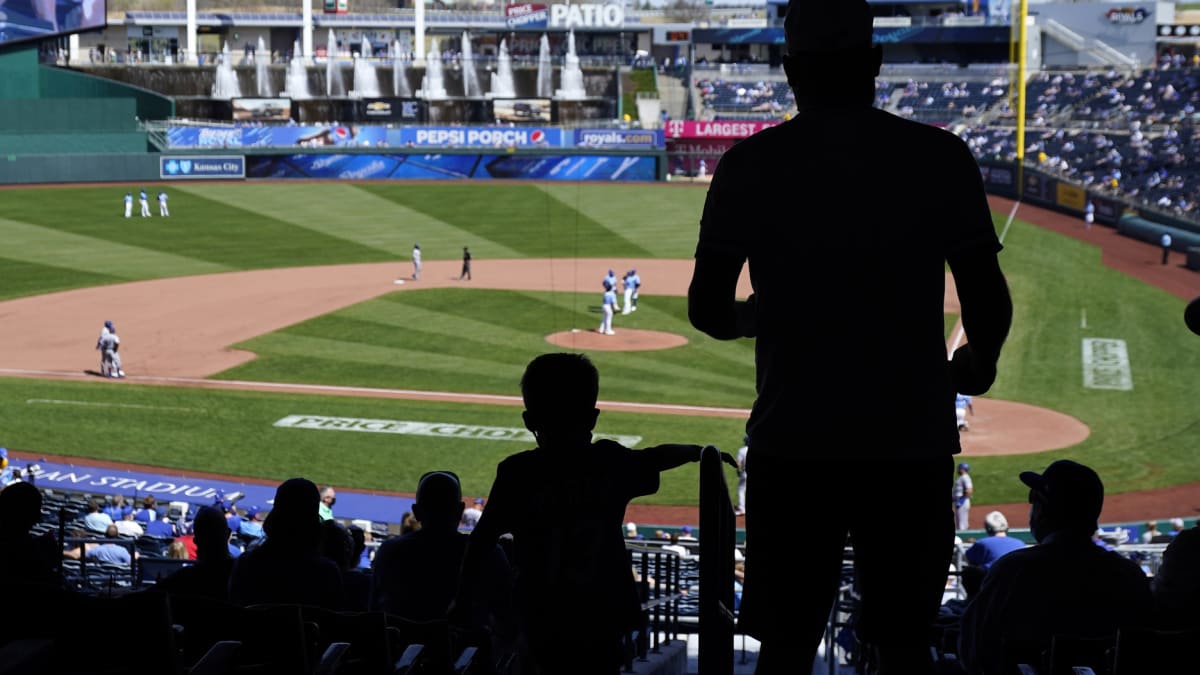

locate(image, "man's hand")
[[719, 451, 739, 470], [950, 344, 996, 396]]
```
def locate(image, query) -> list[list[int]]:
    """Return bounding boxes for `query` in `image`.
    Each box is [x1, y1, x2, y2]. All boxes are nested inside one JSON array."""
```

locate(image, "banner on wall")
[[232, 98, 293, 122], [357, 98, 424, 122], [506, 3, 548, 28], [168, 125, 391, 148], [1056, 181, 1087, 211], [493, 99, 553, 124], [247, 153, 656, 181], [160, 155, 245, 180], [664, 120, 778, 139], [390, 126, 564, 148], [575, 129, 663, 149]]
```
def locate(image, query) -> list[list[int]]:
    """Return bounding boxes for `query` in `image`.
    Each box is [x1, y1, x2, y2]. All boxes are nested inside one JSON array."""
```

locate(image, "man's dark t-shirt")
[[697, 106, 1002, 460]]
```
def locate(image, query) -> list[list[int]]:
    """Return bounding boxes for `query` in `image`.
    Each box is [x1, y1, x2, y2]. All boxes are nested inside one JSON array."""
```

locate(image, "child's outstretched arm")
[[642, 443, 738, 472]]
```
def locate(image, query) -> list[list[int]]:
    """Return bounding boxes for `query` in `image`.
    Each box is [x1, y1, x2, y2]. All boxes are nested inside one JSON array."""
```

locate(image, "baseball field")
[[2, 182, 1199, 523]]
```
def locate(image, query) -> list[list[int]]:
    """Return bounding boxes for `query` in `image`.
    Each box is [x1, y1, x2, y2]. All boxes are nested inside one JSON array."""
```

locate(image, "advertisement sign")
[[160, 155, 246, 180], [167, 125, 390, 148], [358, 98, 424, 122], [665, 120, 778, 139], [247, 153, 656, 181], [576, 128, 663, 149], [390, 126, 564, 148], [232, 98, 293, 122], [1093, 196, 1123, 226], [1023, 171, 1047, 202], [549, 3, 624, 29], [506, 3, 548, 28], [1055, 181, 1086, 211], [493, 98, 553, 123]]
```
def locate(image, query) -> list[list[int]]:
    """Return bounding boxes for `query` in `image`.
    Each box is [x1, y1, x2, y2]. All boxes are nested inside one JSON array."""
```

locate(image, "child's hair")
[[167, 540, 189, 560], [520, 353, 599, 419]]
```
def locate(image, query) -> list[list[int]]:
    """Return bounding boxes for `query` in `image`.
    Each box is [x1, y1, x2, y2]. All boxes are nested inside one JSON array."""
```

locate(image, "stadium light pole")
[[1015, 0, 1028, 184]]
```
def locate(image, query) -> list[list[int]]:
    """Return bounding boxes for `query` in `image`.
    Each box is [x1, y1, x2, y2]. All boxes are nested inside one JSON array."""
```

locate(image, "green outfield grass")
[[3, 182, 1200, 509]]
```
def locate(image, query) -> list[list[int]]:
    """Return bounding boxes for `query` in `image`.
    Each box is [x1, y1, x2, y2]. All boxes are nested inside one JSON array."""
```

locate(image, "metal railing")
[[698, 444, 736, 675]]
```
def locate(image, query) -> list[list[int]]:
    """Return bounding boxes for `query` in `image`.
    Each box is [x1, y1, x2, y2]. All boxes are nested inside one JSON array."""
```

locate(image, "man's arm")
[[641, 444, 738, 472], [948, 249, 1012, 396], [688, 255, 755, 340]]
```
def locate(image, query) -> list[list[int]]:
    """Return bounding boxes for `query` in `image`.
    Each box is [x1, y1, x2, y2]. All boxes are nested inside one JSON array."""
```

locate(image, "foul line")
[[26, 398, 205, 413], [949, 200, 1021, 357], [0, 368, 751, 418]]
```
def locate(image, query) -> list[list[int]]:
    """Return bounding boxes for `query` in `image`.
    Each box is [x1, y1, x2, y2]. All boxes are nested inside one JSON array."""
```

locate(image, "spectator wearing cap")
[[624, 522, 643, 540], [221, 499, 244, 534], [228, 478, 343, 609], [113, 506, 144, 538], [953, 462, 974, 531], [963, 511, 1025, 571], [238, 507, 265, 541], [678, 525, 697, 542], [1168, 517, 1186, 537], [461, 497, 484, 530], [958, 459, 1152, 675], [145, 508, 178, 539]]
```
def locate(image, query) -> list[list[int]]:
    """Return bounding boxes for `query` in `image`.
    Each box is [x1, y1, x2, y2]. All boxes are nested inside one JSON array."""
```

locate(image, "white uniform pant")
[[622, 288, 634, 314], [140, 199, 151, 217], [599, 305, 614, 334], [956, 406, 968, 430], [160, 201, 169, 216], [125, 202, 132, 218]]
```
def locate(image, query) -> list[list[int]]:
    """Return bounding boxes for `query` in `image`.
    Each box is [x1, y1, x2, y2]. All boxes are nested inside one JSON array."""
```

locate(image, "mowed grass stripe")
[[174, 183, 517, 260], [358, 183, 653, 258], [0, 215, 230, 280], [535, 183, 707, 258], [0, 257, 126, 302]]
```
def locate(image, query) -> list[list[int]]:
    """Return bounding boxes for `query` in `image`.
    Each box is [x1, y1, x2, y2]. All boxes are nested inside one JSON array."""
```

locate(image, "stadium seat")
[[1045, 633, 1114, 675], [297, 607, 405, 675], [1110, 625, 1200, 674]]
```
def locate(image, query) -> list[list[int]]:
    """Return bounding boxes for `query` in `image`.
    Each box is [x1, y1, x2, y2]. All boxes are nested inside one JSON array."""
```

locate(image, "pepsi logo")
[[531, 130, 545, 143]]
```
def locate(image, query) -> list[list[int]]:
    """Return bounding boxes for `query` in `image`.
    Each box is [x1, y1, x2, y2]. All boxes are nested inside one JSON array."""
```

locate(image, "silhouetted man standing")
[[686, 2, 1013, 673]]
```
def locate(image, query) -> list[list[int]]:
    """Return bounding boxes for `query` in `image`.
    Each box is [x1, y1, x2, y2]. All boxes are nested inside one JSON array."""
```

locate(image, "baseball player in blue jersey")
[[158, 191, 170, 217], [139, 189, 151, 217], [604, 269, 620, 311], [598, 281, 616, 335], [123, 192, 133, 218]]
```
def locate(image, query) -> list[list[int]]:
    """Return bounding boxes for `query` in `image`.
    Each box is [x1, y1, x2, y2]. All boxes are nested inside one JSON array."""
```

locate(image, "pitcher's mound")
[[546, 328, 688, 352]]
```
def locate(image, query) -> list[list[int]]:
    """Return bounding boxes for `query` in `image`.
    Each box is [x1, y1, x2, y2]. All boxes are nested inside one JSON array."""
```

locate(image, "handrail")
[[698, 444, 735, 675]]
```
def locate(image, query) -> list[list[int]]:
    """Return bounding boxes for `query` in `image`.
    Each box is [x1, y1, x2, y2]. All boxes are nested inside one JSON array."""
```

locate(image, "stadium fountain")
[[536, 34, 552, 98], [212, 42, 242, 100], [418, 38, 447, 100], [392, 40, 411, 97], [555, 30, 586, 100], [284, 40, 310, 100], [460, 31, 483, 98], [255, 36, 273, 97], [489, 39, 516, 99], [325, 29, 345, 97], [352, 36, 381, 98]]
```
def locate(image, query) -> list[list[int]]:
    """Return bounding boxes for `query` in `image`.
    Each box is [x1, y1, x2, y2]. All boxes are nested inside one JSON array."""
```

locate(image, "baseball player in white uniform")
[[621, 271, 635, 315], [735, 436, 749, 516], [412, 243, 422, 280], [158, 191, 170, 217], [123, 192, 133, 218], [628, 270, 641, 311], [956, 393, 974, 431], [598, 281, 616, 335], [98, 321, 124, 378], [96, 322, 113, 376], [139, 189, 151, 217]]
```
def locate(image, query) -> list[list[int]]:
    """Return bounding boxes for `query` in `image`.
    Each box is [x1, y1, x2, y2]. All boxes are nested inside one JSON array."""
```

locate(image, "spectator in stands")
[[166, 540, 189, 560], [1151, 524, 1200, 629], [145, 507, 178, 539], [83, 498, 114, 534], [65, 524, 136, 565], [461, 497, 484, 531], [133, 495, 157, 525], [222, 499, 244, 533], [0, 481, 61, 587], [228, 477, 343, 609], [1169, 516, 1186, 537], [320, 519, 369, 611], [113, 506, 144, 538], [678, 525, 697, 542], [957, 459, 1152, 675], [348, 524, 372, 570], [399, 510, 421, 535], [102, 494, 127, 521], [156, 505, 237, 601], [449, 353, 734, 675], [963, 511, 1025, 571], [686, 1, 1013, 673], [373, 471, 512, 629], [624, 521, 644, 540], [238, 506, 265, 542], [319, 485, 337, 521], [1141, 520, 1163, 543], [662, 531, 690, 559]]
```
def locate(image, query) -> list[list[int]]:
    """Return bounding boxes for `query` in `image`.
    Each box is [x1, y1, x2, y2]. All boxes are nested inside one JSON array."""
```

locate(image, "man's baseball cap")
[[958, 462, 971, 472], [1020, 459, 1104, 530], [984, 511, 1009, 533]]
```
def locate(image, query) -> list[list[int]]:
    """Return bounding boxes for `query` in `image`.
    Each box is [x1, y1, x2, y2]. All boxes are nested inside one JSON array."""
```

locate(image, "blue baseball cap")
[[958, 462, 971, 472], [104, 320, 114, 330]]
